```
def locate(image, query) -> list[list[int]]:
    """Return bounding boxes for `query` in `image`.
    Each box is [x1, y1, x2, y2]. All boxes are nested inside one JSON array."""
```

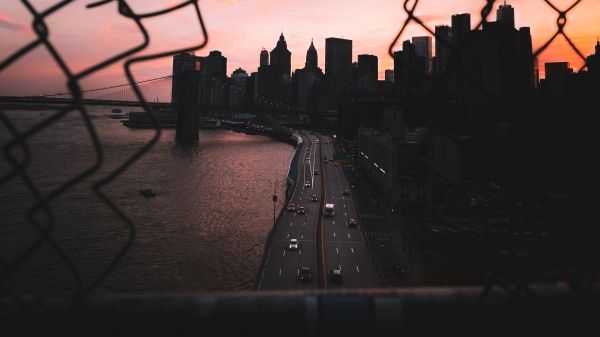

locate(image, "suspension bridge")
[[0, 75, 173, 108]]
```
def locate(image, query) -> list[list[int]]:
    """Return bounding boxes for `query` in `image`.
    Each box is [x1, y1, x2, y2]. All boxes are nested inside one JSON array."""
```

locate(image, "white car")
[[289, 239, 299, 250]]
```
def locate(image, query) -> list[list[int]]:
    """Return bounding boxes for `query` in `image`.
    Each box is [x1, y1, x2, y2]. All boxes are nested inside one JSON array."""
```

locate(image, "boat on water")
[[140, 188, 156, 197], [122, 109, 177, 129], [199, 118, 221, 129]]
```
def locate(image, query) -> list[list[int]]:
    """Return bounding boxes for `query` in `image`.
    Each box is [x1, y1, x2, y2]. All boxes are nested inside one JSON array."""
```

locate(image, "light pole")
[[272, 181, 278, 227]]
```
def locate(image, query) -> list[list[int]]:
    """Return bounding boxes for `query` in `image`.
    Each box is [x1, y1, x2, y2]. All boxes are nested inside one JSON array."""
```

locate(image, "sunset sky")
[[1, 0, 599, 98]]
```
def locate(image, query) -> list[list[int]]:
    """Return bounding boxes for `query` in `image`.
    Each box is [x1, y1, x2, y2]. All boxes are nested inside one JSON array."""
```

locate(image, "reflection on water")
[[0, 106, 294, 293]]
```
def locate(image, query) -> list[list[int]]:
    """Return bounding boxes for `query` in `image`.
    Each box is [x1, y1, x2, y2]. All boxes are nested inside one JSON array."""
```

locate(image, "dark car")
[[297, 206, 306, 215], [393, 264, 405, 276], [299, 266, 312, 282], [311, 195, 318, 202]]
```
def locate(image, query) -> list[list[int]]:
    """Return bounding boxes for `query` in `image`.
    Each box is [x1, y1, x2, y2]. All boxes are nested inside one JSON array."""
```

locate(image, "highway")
[[258, 134, 321, 289], [320, 137, 380, 288], [258, 133, 379, 289]]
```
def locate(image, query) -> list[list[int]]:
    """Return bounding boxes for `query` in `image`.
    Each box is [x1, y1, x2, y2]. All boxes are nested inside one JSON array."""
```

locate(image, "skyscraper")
[[199, 50, 227, 106], [325, 37, 353, 100], [295, 40, 324, 111], [172, 52, 201, 140], [305, 39, 318, 70], [412, 36, 432, 74], [434, 25, 452, 76], [497, 2, 515, 29], [451, 13, 471, 47], [260, 48, 269, 67], [171, 52, 201, 106], [357, 54, 378, 92], [270, 33, 291, 79]]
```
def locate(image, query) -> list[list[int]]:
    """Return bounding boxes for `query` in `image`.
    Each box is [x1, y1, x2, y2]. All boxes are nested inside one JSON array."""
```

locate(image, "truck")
[[324, 203, 335, 216]]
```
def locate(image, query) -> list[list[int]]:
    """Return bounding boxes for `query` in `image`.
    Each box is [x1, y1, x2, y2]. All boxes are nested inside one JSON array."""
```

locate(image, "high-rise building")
[[385, 69, 394, 83], [199, 50, 227, 106], [412, 36, 432, 74], [295, 40, 324, 111], [434, 25, 452, 76], [260, 48, 269, 67], [325, 37, 353, 100], [230, 68, 247, 108], [393, 40, 419, 94], [497, 2, 515, 29], [305, 39, 318, 70], [357, 54, 378, 92], [171, 52, 201, 106], [172, 52, 202, 140], [270, 33, 291, 79], [451, 13, 471, 47]]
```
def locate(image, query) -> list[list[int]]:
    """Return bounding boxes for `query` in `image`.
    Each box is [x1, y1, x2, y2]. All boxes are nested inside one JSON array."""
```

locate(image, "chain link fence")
[[0, 0, 598, 331], [1, 0, 208, 319]]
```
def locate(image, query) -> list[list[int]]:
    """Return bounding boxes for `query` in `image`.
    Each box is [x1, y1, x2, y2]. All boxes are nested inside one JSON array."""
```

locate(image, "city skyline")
[[0, 0, 599, 96]]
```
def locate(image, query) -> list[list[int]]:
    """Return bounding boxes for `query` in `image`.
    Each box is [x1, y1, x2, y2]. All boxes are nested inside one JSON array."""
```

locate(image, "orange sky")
[[0, 0, 599, 97]]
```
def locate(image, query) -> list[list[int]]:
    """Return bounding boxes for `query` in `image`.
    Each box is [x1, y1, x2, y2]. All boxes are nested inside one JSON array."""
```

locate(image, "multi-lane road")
[[258, 133, 379, 290]]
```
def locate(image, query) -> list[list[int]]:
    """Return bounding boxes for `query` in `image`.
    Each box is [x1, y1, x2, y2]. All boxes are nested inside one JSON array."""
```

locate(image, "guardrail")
[[3, 285, 598, 336]]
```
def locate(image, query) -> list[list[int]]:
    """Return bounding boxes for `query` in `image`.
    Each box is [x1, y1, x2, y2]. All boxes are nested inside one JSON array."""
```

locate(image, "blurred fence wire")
[[0, 0, 208, 315], [0, 0, 597, 329]]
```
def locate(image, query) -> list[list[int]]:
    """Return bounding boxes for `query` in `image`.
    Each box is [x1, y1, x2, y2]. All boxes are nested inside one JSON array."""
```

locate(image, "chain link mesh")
[[0, 0, 596, 325]]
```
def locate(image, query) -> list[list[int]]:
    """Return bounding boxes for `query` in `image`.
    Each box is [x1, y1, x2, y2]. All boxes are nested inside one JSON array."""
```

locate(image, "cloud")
[[0, 11, 26, 32]]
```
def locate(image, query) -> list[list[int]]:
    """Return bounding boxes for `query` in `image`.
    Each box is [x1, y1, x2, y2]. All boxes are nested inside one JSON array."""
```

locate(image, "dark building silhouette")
[[385, 69, 394, 83], [172, 52, 201, 140], [451, 13, 471, 102], [393, 40, 419, 95], [305, 39, 318, 70], [270, 33, 291, 80], [497, 2, 515, 29], [412, 36, 432, 74], [199, 50, 227, 107], [587, 39, 600, 75], [461, 5, 534, 107], [451, 13, 471, 47], [542, 61, 573, 99], [256, 34, 292, 113], [171, 52, 201, 107], [325, 37, 353, 103], [295, 40, 324, 112], [433, 25, 452, 76], [357, 54, 378, 92], [229, 68, 247, 109], [260, 48, 269, 67]]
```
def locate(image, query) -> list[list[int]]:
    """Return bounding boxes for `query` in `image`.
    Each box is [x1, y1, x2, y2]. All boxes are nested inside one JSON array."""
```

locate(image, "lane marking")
[[332, 220, 335, 225], [279, 269, 282, 276], [290, 222, 293, 227], [333, 232, 336, 238], [351, 247, 354, 254], [356, 265, 360, 273], [297, 269, 300, 276], [301, 234, 304, 239], [344, 212, 347, 217], [347, 233, 351, 239], [299, 249, 302, 255], [283, 250, 286, 256], [286, 233, 289, 239], [336, 248, 339, 254]]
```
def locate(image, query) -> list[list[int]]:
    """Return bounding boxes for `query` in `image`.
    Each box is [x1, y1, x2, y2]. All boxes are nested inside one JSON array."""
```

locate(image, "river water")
[[0, 105, 294, 294]]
